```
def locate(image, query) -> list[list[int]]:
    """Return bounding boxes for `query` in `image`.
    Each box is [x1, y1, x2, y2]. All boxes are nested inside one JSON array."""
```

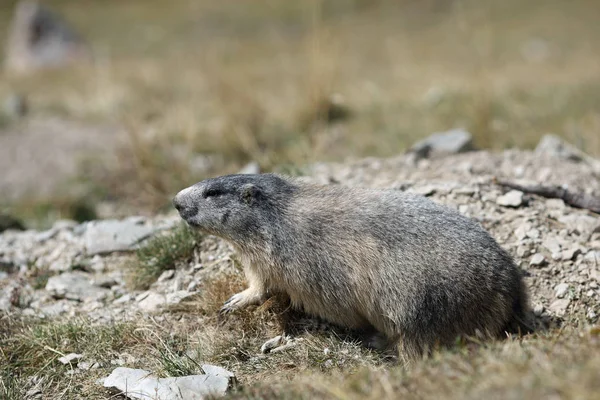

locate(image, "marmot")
[[173, 174, 531, 359]]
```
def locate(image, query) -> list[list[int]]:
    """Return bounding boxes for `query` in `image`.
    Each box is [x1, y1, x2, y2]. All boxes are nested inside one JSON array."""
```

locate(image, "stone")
[[238, 162, 260, 175], [78, 361, 99, 371], [542, 238, 562, 254], [409, 128, 473, 159], [496, 190, 524, 207], [530, 253, 546, 267], [2, 93, 28, 119], [45, 272, 109, 302], [562, 247, 581, 261], [158, 269, 176, 282], [555, 283, 569, 298], [58, 353, 83, 365], [4, 0, 91, 74], [166, 291, 195, 305], [549, 299, 570, 317], [137, 292, 166, 312], [533, 303, 544, 316], [101, 366, 232, 400], [535, 134, 586, 162], [83, 217, 157, 255], [526, 229, 540, 239]]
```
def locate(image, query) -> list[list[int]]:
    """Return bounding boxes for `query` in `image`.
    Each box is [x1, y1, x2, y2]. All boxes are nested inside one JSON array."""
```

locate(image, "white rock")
[[409, 128, 473, 158], [45, 272, 109, 302], [549, 299, 570, 317], [530, 253, 546, 267], [555, 283, 569, 298], [526, 229, 540, 239], [101, 366, 232, 400], [542, 238, 562, 254], [158, 269, 175, 282], [58, 353, 83, 365], [83, 217, 157, 255], [496, 190, 524, 207], [137, 292, 166, 312], [562, 247, 581, 261]]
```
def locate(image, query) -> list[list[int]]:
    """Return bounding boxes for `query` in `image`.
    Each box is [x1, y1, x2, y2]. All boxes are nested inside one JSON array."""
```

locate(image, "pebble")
[[555, 283, 569, 298], [530, 253, 546, 267], [496, 190, 524, 207], [58, 353, 83, 365]]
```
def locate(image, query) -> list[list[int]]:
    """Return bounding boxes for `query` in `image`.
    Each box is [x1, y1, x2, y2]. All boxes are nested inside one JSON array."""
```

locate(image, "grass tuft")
[[128, 223, 201, 290]]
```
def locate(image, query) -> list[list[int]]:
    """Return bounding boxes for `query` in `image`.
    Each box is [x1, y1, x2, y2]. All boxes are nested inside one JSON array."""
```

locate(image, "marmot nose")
[[173, 194, 184, 212]]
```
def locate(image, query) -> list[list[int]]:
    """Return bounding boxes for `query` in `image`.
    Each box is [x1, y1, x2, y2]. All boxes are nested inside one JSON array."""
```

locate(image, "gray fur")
[[173, 173, 531, 360]]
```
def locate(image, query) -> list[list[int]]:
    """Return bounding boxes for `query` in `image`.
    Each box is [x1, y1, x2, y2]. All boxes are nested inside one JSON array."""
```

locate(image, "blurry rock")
[[0, 213, 25, 232], [496, 190, 524, 208], [45, 271, 109, 302], [535, 134, 600, 172], [58, 353, 83, 365], [136, 291, 165, 312], [2, 93, 28, 119], [83, 217, 157, 255], [549, 299, 570, 317], [238, 162, 260, 175], [530, 253, 546, 267], [555, 283, 569, 299], [409, 128, 473, 159], [101, 366, 233, 400], [4, 0, 91, 74]]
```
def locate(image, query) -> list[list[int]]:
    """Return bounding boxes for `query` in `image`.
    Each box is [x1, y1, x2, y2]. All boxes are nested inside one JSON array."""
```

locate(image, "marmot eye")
[[204, 189, 220, 198]]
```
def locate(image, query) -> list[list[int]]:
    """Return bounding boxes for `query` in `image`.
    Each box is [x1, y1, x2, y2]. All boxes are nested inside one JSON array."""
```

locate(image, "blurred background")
[[1, 0, 599, 228]]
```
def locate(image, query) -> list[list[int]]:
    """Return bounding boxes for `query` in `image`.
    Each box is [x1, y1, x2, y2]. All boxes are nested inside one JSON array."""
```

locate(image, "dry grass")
[[1, 0, 600, 215], [2, 275, 599, 400]]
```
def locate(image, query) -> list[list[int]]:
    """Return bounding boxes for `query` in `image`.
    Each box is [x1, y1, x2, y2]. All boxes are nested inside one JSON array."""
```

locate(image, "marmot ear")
[[241, 184, 260, 205]]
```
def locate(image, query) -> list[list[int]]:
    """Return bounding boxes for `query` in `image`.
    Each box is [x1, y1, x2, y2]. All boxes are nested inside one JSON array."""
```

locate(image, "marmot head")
[[173, 174, 295, 241]]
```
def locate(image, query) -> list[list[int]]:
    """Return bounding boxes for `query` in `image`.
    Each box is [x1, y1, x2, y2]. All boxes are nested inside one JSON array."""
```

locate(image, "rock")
[[45, 272, 109, 302], [166, 290, 195, 305], [562, 247, 581, 261], [535, 134, 585, 162], [530, 253, 546, 267], [409, 128, 473, 159], [549, 299, 570, 317], [533, 303, 544, 316], [137, 292, 166, 312], [2, 93, 28, 119], [0, 213, 25, 232], [58, 353, 83, 365], [238, 162, 260, 175], [101, 366, 233, 400], [83, 217, 157, 255], [555, 283, 569, 298], [4, 0, 91, 74], [514, 225, 529, 241], [542, 238, 562, 254], [496, 190, 524, 207], [78, 361, 99, 371], [158, 269, 176, 282]]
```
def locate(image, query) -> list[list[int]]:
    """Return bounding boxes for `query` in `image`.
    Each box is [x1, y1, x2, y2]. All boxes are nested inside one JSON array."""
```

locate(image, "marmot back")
[[173, 173, 531, 360]]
